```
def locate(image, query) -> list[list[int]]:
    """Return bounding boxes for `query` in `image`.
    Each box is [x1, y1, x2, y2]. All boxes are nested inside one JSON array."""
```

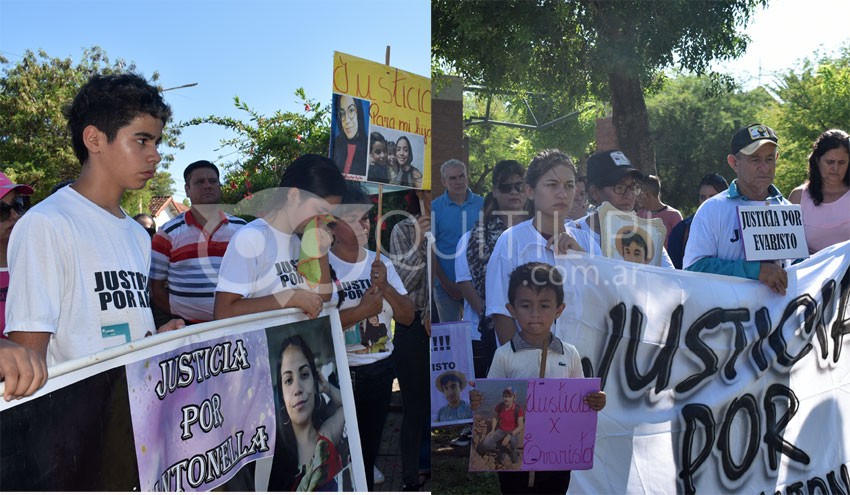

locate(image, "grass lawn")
[[431, 425, 501, 494]]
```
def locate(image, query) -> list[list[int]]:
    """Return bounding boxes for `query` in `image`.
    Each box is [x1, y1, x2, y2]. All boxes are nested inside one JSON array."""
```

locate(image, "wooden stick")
[[375, 184, 383, 257]]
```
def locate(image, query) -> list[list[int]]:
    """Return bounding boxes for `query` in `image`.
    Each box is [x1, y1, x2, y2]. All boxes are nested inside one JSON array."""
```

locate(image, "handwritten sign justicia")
[[737, 204, 809, 261], [522, 378, 600, 470], [330, 51, 431, 189]]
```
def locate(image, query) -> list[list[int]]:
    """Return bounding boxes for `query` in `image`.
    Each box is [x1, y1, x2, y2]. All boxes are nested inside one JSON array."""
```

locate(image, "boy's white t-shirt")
[[488, 333, 584, 379], [484, 219, 600, 320], [328, 249, 407, 367], [453, 231, 481, 341], [216, 218, 304, 298], [6, 186, 155, 366]]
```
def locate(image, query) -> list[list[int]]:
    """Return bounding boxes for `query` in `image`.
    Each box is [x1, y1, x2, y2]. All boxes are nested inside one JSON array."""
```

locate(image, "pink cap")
[[0, 171, 33, 196]]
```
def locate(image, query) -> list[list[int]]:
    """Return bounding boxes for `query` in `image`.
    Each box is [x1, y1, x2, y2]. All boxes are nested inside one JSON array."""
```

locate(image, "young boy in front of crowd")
[[6, 73, 184, 368], [486, 261, 606, 494]]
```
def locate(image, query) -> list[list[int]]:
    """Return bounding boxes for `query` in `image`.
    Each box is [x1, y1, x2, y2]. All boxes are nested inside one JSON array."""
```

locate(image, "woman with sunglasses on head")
[[485, 150, 601, 345], [0, 172, 32, 339]]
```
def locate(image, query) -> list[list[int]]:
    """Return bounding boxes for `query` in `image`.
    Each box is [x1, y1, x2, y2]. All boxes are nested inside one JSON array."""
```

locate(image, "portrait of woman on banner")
[[268, 335, 346, 492], [331, 94, 369, 179], [393, 135, 423, 188]]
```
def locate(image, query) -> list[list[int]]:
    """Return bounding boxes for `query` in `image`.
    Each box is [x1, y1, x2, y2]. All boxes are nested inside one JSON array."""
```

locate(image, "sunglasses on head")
[[0, 196, 26, 222], [497, 181, 524, 194]]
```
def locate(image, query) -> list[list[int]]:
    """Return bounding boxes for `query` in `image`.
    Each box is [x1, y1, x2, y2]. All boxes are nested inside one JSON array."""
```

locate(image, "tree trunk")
[[608, 71, 657, 176]]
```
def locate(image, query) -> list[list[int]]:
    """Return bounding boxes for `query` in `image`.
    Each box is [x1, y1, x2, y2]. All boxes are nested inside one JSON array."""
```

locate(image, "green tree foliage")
[[645, 73, 777, 215], [123, 170, 176, 215], [462, 92, 600, 195], [0, 47, 181, 202], [182, 89, 329, 205], [767, 45, 850, 195], [433, 0, 766, 173]]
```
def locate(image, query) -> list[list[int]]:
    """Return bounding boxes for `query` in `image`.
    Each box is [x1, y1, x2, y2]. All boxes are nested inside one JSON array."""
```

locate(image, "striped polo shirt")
[[151, 209, 246, 322]]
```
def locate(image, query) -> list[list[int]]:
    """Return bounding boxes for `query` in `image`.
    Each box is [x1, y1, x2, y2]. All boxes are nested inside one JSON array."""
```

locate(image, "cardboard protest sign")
[[0, 309, 366, 492], [469, 378, 601, 472], [551, 241, 850, 493], [331, 51, 431, 189], [430, 321, 476, 426], [737, 204, 809, 261], [598, 202, 667, 266]]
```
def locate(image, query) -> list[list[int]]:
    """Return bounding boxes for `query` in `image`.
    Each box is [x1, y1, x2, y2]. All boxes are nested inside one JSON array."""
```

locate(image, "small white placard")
[[737, 204, 809, 261]]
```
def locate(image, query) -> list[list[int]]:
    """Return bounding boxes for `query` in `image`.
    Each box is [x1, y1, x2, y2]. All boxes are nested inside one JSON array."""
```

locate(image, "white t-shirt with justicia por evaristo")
[[6, 186, 155, 366]]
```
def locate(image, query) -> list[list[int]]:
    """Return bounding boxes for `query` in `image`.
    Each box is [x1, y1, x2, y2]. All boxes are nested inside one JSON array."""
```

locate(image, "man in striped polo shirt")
[[151, 160, 246, 323]]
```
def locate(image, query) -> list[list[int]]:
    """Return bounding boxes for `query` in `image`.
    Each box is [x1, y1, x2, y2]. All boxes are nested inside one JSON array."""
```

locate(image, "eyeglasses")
[[497, 181, 524, 194], [611, 184, 642, 196], [0, 197, 26, 222], [337, 105, 357, 121]]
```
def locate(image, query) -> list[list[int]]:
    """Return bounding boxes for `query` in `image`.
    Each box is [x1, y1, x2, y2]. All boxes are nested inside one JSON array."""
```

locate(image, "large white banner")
[[553, 241, 850, 494]]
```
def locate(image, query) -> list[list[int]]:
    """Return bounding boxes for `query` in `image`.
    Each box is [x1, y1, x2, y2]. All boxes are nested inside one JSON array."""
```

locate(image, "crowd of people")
[[432, 122, 849, 493], [0, 69, 849, 495]]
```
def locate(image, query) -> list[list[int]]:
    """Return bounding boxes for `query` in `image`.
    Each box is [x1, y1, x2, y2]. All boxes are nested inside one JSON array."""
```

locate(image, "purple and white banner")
[[0, 309, 366, 492]]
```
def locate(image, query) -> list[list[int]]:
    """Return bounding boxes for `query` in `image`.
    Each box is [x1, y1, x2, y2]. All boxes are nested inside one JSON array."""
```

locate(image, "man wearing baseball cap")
[[683, 123, 790, 294], [572, 149, 675, 267], [0, 171, 47, 400]]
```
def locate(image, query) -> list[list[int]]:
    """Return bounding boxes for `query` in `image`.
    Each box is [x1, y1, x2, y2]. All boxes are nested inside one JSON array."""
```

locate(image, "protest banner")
[[469, 378, 601, 472], [737, 204, 809, 261], [431, 321, 476, 426], [0, 308, 367, 492], [331, 51, 431, 189], [549, 241, 850, 494]]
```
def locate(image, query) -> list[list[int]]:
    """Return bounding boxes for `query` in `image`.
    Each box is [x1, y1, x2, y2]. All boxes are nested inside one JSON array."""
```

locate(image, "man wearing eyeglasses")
[[431, 159, 484, 323], [684, 124, 789, 295], [150, 160, 246, 324], [572, 150, 675, 267]]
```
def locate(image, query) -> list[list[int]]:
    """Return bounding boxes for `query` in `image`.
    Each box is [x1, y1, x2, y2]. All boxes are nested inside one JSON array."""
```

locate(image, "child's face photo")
[[506, 286, 565, 337], [442, 379, 462, 406], [370, 141, 387, 166], [622, 240, 649, 264], [502, 393, 515, 407]]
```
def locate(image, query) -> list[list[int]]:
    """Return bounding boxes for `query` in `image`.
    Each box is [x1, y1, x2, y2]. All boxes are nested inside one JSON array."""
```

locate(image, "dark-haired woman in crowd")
[[214, 154, 346, 320], [331, 94, 368, 177], [456, 160, 528, 379], [667, 173, 728, 269], [327, 181, 414, 490], [789, 129, 850, 254], [268, 335, 345, 491], [394, 136, 423, 188]]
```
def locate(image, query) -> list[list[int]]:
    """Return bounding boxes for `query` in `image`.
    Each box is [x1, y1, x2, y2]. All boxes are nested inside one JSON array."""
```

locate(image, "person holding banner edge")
[[684, 123, 790, 294], [214, 154, 346, 320], [6, 73, 186, 367], [787, 129, 850, 254]]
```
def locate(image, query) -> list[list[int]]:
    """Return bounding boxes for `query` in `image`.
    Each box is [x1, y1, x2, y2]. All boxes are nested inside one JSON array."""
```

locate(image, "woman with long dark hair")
[[268, 335, 345, 491], [393, 135, 423, 188], [331, 94, 368, 177], [215, 154, 346, 319], [789, 129, 850, 254]]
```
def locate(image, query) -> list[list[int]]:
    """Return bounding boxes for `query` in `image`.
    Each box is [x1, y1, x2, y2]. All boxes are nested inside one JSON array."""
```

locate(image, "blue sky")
[[0, 0, 430, 201]]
